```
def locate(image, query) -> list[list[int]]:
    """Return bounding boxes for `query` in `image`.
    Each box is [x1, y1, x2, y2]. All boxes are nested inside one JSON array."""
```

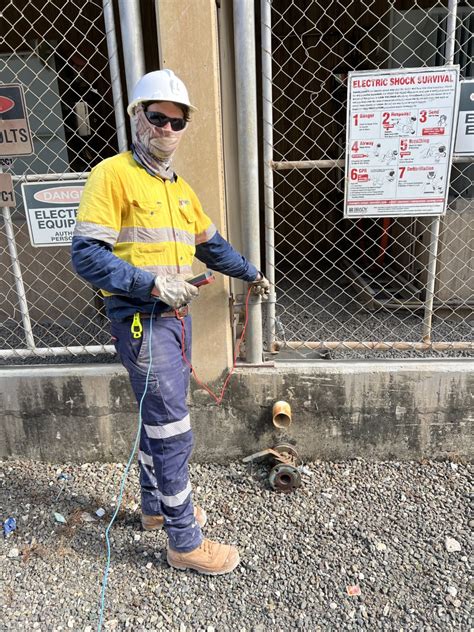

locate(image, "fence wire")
[[0, 0, 120, 363], [262, 0, 473, 359], [0, 0, 473, 364]]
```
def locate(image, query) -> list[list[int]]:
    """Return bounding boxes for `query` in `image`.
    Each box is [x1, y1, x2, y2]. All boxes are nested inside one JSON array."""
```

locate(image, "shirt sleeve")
[[71, 161, 156, 298], [73, 161, 122, 244], [195, 231, 259, 282], [71, 236, 156, 299]]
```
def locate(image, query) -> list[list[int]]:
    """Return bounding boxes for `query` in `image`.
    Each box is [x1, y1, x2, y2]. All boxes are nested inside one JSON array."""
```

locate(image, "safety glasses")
[[145, 111, 186, 131]]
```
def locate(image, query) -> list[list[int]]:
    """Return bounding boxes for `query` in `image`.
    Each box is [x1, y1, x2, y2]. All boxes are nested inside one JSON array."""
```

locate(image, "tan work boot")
[[141, 506, 207, 531], [167, 538, 240, 575]]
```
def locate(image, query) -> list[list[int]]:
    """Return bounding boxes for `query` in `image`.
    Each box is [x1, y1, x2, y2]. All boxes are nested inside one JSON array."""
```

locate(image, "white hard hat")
[[127, 69, 197, 115]]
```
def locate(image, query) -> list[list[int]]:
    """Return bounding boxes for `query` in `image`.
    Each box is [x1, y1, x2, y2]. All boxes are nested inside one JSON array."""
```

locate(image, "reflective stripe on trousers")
[[111, 314, 202, 553]]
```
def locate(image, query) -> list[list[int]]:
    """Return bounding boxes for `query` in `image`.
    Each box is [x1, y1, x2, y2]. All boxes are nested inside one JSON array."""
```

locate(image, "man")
[[71, 69, 269, 575]]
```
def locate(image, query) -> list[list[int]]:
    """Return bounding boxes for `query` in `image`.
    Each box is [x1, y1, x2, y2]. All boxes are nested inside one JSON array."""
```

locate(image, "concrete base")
[[1, 360, 473, 462]]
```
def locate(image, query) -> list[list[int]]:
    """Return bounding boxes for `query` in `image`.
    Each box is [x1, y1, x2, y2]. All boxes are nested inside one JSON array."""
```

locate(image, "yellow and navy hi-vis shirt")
[[75, 151, 216, 292], [71, 151, 258, 320]]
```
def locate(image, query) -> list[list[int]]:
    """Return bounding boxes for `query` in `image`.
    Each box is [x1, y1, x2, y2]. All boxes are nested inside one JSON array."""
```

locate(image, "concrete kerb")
[[1, 359, 473, 462]]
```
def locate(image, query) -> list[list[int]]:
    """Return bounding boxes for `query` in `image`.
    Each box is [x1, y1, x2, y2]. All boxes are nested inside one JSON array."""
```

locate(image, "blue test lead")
[[97, 304, 156, 632]]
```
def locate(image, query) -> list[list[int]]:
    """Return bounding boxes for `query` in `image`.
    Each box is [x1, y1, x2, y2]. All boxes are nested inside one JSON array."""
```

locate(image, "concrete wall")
[[1, 361, 472, 462]]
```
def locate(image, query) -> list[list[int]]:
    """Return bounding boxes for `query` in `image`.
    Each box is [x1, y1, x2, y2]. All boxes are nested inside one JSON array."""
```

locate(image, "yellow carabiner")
[[131, 313, 143, 339]]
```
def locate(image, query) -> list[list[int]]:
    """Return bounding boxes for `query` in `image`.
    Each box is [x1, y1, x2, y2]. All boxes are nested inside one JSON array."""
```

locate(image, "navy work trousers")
[[111, 314, 202, 553]]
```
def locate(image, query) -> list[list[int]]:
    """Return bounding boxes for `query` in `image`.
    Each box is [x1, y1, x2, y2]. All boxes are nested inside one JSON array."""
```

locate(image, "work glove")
[[250, 272, 270, 300], [153, 274, 199, 309]]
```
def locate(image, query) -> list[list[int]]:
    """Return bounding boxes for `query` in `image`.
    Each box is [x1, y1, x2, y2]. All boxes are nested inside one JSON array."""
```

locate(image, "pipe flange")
[[268, 463, 301, 493], [274, 443, 299, 460]]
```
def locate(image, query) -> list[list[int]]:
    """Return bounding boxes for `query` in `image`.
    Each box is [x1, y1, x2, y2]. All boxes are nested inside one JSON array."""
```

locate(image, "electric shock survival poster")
[[344, 66, 460, 218]]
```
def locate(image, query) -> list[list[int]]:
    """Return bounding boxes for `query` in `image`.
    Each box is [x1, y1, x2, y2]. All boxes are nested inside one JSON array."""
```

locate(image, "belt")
[[138, 306, 189, 319]]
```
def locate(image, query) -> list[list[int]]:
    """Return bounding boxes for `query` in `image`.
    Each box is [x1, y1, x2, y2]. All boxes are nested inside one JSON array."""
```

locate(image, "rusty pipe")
[[272, 401, 292, 429]]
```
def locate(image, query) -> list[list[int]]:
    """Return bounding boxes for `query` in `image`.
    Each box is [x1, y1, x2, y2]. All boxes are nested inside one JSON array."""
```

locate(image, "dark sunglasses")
[[145, 111, 186, 131]]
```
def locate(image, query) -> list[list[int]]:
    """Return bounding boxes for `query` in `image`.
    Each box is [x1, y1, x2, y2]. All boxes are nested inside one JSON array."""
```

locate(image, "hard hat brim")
[[127, 98, 198, 117]]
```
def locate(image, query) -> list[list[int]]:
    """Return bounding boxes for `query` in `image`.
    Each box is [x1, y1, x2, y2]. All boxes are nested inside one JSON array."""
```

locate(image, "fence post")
[[422, 0, 458, 343], [117, 0, 146, 103], [261, 0, 276, 351], [1, 168, 35, 350], [233, 0, 264, 364], [103, 0, 128, 153]]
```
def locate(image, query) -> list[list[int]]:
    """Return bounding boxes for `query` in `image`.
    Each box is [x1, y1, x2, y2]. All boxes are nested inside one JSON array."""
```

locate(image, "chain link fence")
[[1, 0, 473, 364], [261, 0, 473, 359], [0, 0, 122, 363]]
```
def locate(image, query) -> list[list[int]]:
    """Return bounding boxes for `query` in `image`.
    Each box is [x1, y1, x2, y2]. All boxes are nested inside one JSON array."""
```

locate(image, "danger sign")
[[21, 180, 86, 247], [0, 84, 33, 157]]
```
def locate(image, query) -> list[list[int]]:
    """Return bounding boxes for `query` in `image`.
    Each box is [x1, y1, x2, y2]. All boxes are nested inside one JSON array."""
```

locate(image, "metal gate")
[[0, 0, 128, 362], [261, 0, 473, 358]]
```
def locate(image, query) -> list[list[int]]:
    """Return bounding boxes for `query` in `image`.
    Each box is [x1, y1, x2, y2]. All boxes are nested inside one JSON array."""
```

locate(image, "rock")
[[81, 512, 96, 523], [444, 537, 461, 553], [53, 512, 67, 524], [7, 548, 19, 558]]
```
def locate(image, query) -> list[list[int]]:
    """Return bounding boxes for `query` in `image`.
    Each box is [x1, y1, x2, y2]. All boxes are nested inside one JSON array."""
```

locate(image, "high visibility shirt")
[[71, 151, 258, 320]]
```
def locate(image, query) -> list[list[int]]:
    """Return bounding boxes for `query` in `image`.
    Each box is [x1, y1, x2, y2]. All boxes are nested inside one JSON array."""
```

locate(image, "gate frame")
[[260, 0, 474, 354]]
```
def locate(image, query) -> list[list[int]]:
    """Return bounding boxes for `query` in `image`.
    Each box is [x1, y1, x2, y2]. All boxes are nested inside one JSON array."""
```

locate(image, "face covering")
[[131, 104, 186, 180]]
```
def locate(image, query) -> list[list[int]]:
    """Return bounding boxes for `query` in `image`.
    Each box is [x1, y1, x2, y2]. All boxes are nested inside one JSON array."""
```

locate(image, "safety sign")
[[454, 79, 474, 156], [0, 84, 33, 157], [344, 66, 460, 218], [21, 180, 85, 247]]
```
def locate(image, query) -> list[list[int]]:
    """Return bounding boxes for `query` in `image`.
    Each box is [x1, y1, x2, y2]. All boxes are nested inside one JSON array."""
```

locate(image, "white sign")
[[344, 66, 460, 218], [454, 79, 474, 156], [21, 180, 85, 247]]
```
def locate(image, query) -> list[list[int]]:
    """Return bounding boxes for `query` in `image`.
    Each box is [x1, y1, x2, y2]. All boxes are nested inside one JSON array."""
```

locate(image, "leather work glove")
[[250, 272, 270, 299], [153, 274, 199, 309]]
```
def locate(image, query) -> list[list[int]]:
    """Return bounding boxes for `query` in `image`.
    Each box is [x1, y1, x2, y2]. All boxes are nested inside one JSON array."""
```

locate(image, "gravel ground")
[[0, 458, 471, 631]]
